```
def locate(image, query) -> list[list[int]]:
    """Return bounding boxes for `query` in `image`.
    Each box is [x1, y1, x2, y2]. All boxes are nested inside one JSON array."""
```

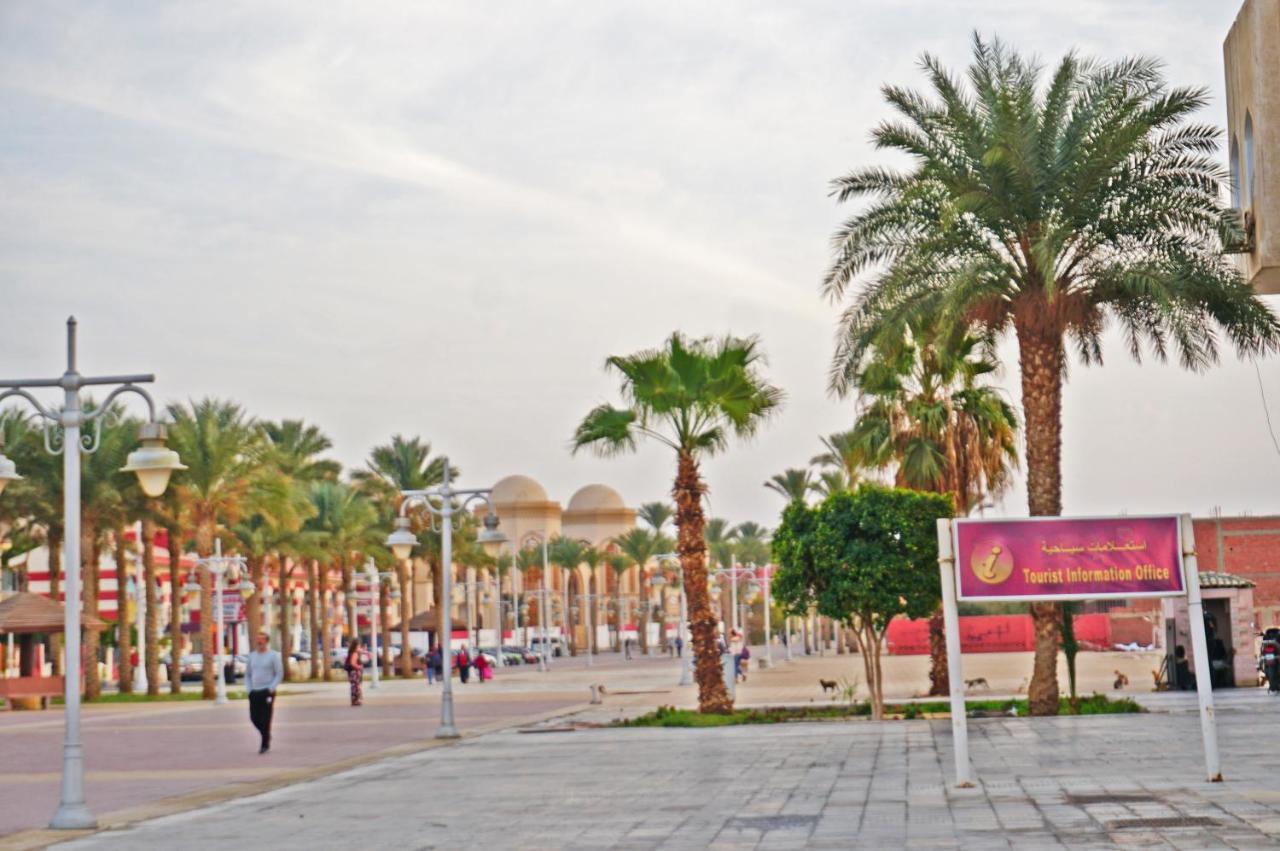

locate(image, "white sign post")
[[936, 512, 1220, 788]]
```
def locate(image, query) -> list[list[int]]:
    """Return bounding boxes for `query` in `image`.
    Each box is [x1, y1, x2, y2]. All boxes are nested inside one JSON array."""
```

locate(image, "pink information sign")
[[954, 515, 1184, 601]]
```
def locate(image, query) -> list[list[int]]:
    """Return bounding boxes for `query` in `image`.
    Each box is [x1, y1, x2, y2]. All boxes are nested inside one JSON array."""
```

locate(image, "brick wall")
[[1195, 516, 1280, 623]]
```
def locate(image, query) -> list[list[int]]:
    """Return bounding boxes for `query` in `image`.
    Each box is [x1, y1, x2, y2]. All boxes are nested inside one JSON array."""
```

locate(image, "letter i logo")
[[970, 540, 1013, 585]]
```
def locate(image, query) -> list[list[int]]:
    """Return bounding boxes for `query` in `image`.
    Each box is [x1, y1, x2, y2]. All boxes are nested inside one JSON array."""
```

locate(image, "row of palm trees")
[[0, 394, 784, 702]]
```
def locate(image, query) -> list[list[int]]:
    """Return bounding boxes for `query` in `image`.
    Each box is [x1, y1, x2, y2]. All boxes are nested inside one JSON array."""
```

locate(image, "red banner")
[[886, 614, 1113, 654], [954, 516, 1184, 601]]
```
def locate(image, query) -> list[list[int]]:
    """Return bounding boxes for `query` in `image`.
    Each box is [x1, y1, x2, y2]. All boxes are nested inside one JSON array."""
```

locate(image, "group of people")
[[424, 644, 490, 685]]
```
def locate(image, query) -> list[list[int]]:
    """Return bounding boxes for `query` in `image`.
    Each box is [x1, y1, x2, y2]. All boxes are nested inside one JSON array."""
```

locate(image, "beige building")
[[485, 475, 645, 649], [1224, 0, 1280, 293]]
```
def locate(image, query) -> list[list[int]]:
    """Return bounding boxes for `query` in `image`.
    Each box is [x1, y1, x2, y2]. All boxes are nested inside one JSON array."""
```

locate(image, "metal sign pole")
[[936, 518, 972, 787], [1181, 514, 1222, 782]]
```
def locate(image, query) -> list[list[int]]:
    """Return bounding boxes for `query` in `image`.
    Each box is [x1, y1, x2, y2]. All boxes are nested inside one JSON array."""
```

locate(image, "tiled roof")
[[1197, 571, 1255, 589], [0, 592, 108, 634]]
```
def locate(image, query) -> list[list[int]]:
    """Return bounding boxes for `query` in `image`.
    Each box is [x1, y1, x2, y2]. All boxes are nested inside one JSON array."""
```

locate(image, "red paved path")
[[0, 685, 581, 837]]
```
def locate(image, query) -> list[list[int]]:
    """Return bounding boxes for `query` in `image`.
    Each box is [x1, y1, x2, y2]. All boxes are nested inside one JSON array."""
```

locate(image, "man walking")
[[245, 631, 283, 754]]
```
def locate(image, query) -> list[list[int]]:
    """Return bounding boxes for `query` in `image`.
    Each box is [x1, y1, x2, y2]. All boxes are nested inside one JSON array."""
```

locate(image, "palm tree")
[[732, 522, 770, 566], [810, 469, 853, 497], [573, 333, 783, 713], [850, 319, 1019, 694], [637, 502, 674, 535], [547, 536, 585, 654], [612, 528, 661, 654], [354, 436, 449, 643], [823, 37, 1280, 714], [810, 430, 868, 487], [302, 482, 379, 679], [262, 419, 338, 677], [166, 399, 263, 699], [764, 469, 812, 503]]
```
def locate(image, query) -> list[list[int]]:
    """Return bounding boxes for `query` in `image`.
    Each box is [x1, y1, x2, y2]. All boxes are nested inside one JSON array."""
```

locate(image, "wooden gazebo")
[[0, 593, 105, 709]]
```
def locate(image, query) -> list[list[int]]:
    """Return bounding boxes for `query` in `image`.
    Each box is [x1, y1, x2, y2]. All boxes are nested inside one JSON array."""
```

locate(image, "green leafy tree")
[[773, 486, 953, 719], [612, 528, 661, 653], [573, 333, 783, 713], [823, 37, 1280, 714]]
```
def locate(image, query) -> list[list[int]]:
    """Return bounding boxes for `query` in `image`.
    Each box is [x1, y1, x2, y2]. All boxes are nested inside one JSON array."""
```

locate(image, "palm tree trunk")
[[398, 560, 412, 677], [675, 452, 733, 714], [278, 558, 295, 682], [928, 603, 948, 696], [196, 524, 216, 700], [1018, 324, 1064, 716], [48, 529, 63, 676], [308, 562, 320, 680], [342, 557, 356, 652], [320, 561, 333, 681], [379, 581, 392, 678], [246, 555, 264, 641], [143, 516, 160, 696], [115, 528, 133, 695], [83, 527, 101, 700], [166, 524, 184, 694]]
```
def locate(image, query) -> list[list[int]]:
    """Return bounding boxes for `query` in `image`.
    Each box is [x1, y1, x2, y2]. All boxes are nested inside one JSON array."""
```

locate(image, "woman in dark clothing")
[[345, 640, 363, 706]]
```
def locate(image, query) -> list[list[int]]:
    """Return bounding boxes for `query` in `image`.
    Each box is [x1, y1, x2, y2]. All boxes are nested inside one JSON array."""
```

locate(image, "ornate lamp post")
[[184, 540, 248, 706], [385, 459, 504, 738], [0, 318, 185, 830], [656, 553, 692, 686]]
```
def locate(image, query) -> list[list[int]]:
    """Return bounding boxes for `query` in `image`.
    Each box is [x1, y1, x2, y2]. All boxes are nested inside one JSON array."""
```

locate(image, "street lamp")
[[384, 459, 503, 738], [520, 531, 554, 672], [184, 539, 247, 707], [709, 563, 754, 636], [0, 317, 185, 830], [362, 558, 396, 690], [656, 553, 691, 686]]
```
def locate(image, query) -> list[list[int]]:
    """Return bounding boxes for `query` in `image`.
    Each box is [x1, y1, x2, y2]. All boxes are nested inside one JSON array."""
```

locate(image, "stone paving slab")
[[49, 703, 1280, 850]]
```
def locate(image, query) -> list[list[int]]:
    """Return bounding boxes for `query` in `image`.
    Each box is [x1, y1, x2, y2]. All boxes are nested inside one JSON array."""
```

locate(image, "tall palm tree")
[[354, 436, 449, 639], [850, 319, 1019, 695], [302, 481, 379, 679], [823, 37, 1280, 714], [612, 528, 661, 654], [732, 522, 771, 566], [166, 399, 263, 699], [764, 469, 812, 503], [637, 502, 674, 535], [810, 469, 853, 497], [546, 536, 585, 654], [573, 333, 783, 713], [810, 430, 868, 487]]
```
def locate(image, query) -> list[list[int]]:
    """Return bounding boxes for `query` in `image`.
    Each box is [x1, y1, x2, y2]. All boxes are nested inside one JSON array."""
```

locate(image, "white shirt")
[[245, 649, 283, 692]]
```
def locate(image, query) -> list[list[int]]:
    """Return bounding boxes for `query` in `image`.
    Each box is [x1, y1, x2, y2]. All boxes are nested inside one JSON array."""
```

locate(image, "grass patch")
[[619, 694, 1143, 727]]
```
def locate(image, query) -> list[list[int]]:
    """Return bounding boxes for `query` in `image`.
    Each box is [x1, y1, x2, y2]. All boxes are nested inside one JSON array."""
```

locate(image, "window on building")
[[1230, 136, 1242, 209], [1243, 111, 1255, 208]]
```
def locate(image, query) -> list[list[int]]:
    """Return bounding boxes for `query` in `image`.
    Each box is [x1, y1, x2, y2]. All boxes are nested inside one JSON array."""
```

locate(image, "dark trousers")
[[249, 689, 274, 748]]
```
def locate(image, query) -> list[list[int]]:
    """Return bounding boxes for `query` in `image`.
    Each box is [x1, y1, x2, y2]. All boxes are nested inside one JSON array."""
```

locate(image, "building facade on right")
[[1224, 0, 1279, 293]]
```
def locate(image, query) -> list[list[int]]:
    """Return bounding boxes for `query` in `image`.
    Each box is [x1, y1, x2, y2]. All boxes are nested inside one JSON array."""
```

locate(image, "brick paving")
[[56, 706, 1280, 849]]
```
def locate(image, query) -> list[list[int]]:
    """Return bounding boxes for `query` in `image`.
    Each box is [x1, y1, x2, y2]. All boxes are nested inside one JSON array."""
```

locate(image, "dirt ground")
[[735, 648, 1166, 703]]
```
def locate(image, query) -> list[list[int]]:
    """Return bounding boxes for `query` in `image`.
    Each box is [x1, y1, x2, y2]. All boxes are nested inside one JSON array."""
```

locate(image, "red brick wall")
[[1194, 516, 1280, 616]]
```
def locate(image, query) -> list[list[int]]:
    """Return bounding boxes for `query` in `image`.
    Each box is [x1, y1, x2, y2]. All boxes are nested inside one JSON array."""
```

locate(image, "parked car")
[[505, 645, 540, 665], [329, 647, 373, 669], [389, 645, 427, 672], [530, 636, 566, 657]]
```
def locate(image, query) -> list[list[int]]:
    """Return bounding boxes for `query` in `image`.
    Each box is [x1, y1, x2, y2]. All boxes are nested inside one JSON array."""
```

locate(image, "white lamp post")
[[0, 318, 185, 830], [519, 532, 553, 672], [184, 539, 246, 707], [656, 553, 691, 686], [385, 460, 504, 738], [362, 558, 395, 690], [129, 557, 147, 693]]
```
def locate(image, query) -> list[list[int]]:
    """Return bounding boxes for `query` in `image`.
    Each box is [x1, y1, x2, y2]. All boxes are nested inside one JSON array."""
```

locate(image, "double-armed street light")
[[184, 539, 249, 707], [384, 459, 505, 739], [517, 531, 557, 671], [0, 318, 186, 830], [709, 563, 755, 636]]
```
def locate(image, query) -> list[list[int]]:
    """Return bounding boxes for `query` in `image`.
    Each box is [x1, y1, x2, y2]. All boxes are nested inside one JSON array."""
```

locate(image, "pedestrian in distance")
[[675, 635, 683, 658], [457, 645, 471, 684], [474, 649, 490, 683], [344, 639, 363, 706], [426, 644, 440, 685], [245, 631, 283, 754]]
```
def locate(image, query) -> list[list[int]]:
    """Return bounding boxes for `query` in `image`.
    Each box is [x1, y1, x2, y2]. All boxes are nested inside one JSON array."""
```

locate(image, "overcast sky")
[[1, 1, 1276, 528]]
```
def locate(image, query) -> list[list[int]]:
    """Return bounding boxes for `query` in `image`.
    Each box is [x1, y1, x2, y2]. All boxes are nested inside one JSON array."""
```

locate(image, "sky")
[[1, 1, 1276, 528]]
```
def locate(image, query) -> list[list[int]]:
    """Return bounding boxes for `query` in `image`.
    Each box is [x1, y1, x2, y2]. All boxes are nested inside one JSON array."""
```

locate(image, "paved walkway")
[[3, 648, 1271, 849], [55, 706, 1280, 849]]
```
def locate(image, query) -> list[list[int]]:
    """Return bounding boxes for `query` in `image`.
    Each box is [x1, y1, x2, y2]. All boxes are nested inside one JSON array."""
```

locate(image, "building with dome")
[[478, 475, 652, 651]]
